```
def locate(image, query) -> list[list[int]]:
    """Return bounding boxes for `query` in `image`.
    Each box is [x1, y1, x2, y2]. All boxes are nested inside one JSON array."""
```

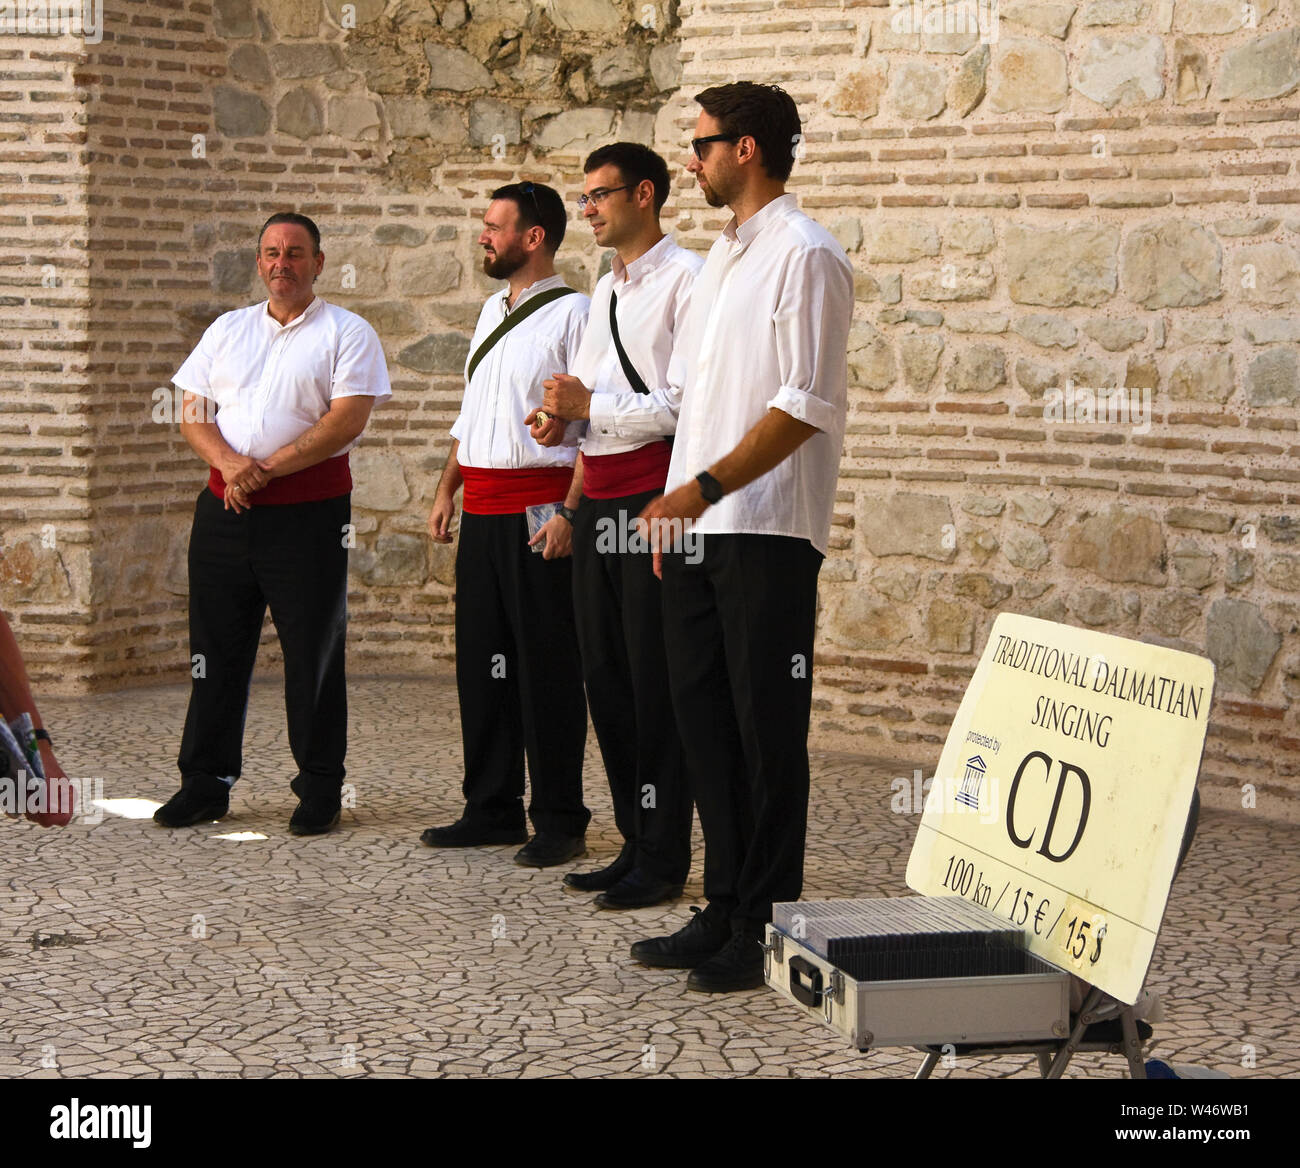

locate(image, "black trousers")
[[572, 490, 693, 883], [178, 489, 350, 801], [455, 510, 589, 837], [661, 534, 822, 930]]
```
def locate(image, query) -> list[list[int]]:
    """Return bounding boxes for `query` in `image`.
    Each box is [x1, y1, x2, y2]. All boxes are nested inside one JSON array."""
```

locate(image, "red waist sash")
[[581, 441, 671, 500], [208, 453, 351, 505], [459, 465, 573, 515]]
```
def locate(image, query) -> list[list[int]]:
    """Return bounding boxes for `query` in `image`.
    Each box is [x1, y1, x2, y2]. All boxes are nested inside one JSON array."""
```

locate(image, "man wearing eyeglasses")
[[532, 143, 702, 911], [630, 83, 854, 993], [422, 182, 592, 869]]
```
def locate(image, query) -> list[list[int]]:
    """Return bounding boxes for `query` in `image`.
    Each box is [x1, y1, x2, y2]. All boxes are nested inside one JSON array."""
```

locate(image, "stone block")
[[214, 86, 270, 138], [1214, 26, 1300, 100], [277, 88, 324, 140], [1007, 223, 1119, 307], [1206, 597, 1280, 692], [397, 332, 471, 373], [352, 450, 411, 511], [1167, 351, 1234, 403], [944, 344, 1006, 393], [1075, 33, 1165, 108], [1246, 347, 1299, 406], [926, 599, 974, 653], [1060, 505, 1166, 585], [1121, 220, 1221, 308], [861, 493, 956, 562], [988, 37, 1070, 113]]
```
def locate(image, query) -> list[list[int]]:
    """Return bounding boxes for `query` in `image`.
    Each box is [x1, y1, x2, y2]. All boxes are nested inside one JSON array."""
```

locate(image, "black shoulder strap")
[[608, 288, 649, 396], [466, 286, 578, 383]]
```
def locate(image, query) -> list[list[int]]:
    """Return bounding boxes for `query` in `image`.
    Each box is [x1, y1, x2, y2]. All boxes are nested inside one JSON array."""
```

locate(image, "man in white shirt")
[[535, 143, 701, 909], [157, 212, 392, 835], [422, 182, 593, 868], [630, 84, 855, 992]]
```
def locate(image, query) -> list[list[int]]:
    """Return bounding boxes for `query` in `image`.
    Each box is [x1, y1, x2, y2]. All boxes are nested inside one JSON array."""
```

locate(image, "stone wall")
[[2, 0, 1299, 813], [650, 0, 1300, 814]]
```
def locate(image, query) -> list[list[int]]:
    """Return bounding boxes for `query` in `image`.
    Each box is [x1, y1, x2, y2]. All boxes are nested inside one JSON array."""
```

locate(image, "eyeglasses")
[[691, 134, 739, 160], [577, 185, 632, 211]]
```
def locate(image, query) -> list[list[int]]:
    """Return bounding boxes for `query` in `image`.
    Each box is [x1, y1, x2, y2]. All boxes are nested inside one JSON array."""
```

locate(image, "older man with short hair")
[[156, 212, 391, 835]]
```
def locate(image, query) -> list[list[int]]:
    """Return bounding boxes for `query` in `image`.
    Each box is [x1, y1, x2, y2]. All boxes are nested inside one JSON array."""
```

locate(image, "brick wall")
[[0, 29, 94, 684], [1, 0, 1298, 812]]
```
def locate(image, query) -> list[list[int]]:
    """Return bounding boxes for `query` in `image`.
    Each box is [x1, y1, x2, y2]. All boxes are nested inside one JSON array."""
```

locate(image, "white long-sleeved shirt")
[[451, 274, 589, 469], [576, 234, 703, 455], [172, 296, 391, 460], [665, 194, 854, 556]]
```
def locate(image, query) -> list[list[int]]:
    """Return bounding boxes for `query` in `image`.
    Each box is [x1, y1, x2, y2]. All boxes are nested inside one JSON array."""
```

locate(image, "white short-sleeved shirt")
[[666, 194, 854, 556], [575, 234, 702, 456], [451, 274, 590, 470], [172, 296, 392, 461]]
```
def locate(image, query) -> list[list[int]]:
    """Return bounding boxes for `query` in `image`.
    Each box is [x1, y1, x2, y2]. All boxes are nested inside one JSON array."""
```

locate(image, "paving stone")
[[7, 677, 1295, 1081]]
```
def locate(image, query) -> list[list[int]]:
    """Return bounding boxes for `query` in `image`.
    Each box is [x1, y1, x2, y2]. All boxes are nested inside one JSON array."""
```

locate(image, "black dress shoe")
[[514, 833, 586, 868], [289, 797, 341, 836], [594, 869, 684, 910], [686, 929, 766, 993], [629, 904, 730, 969], [420, 818, 528, 848], [153, 784, 229, 828], [563, 842, 634, 892]]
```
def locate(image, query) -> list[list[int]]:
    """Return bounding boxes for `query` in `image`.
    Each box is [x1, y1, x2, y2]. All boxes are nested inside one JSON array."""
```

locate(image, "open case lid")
[[905, 613, 1215, 1004]]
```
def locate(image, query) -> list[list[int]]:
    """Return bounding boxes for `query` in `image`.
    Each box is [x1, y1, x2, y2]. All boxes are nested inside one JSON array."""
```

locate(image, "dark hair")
[[583, 142, 671, 213], [258, 212, 321, 253], [490, 181, 567, 254], [694, 82, 802, 182]]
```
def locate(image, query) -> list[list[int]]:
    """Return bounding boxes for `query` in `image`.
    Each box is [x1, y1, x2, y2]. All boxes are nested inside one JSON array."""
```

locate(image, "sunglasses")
[[691, 134, 740, 160]]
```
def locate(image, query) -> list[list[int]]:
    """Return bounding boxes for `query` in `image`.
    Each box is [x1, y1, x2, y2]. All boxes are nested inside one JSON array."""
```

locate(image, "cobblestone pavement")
[[3, 676, 1296, 1079]]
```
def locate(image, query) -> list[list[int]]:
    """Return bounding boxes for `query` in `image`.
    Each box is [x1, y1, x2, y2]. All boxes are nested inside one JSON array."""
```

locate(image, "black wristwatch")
[[695, 471, 724, 505], [556, 504, 578, 524]]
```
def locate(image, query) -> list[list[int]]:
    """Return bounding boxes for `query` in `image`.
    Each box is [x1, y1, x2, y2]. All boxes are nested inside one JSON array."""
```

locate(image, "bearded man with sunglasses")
[[422, 182, 593, 869], [631, 84, 854, 993]]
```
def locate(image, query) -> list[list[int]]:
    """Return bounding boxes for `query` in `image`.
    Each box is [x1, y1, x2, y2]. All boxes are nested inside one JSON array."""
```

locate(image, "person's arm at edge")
[[429, 439, 463, 544]]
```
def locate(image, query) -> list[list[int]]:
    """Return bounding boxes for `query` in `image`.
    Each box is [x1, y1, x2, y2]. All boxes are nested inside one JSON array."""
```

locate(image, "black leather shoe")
[[630, 905, 730, 969], [153, 784, 229, 828], [686, 928, 766, 993], [514, 833, 586, 868], [563, 842, 634, 892], [420, 818, 528, 848], [289, 797, 341, 836], [594, 869, 684, 910]]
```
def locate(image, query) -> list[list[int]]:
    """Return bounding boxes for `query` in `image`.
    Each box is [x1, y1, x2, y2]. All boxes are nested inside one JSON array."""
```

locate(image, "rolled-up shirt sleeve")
[[331, 319, 392, 402], [765, 243, 853, 433]]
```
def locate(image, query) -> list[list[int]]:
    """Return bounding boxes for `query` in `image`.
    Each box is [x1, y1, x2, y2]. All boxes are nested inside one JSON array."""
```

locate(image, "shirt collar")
[[722, 192, 797, 252], [262, 294, 324, 330], [501, 273, 567, 315], [611, 233, 674, 286]]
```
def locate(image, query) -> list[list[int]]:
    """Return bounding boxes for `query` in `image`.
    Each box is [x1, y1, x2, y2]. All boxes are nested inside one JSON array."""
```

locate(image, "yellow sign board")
[[905, 613, 1215, 1004]]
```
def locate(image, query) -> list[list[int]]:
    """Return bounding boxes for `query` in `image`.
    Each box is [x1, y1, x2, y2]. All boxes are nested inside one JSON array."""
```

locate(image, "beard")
[[483, 241, 526, 280], [698, 170, 733, 209]]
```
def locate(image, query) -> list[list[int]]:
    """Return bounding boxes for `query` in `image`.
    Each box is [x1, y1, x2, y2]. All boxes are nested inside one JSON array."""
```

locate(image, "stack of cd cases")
[[771, 897, 1036, 982]]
